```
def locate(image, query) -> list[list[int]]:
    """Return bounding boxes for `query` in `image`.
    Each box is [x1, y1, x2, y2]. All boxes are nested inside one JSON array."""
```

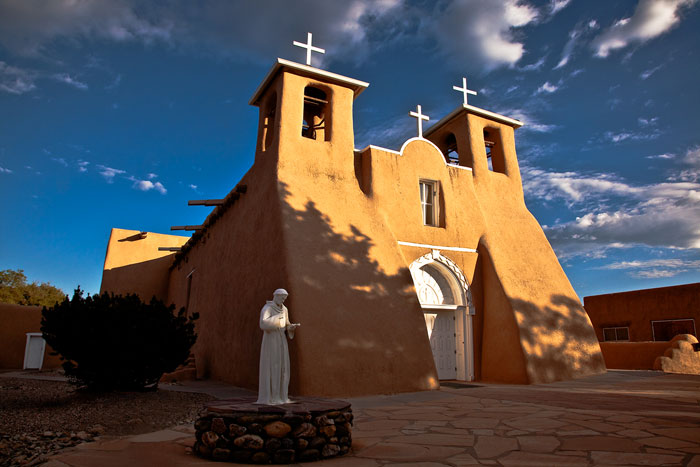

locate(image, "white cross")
[[453, 77, 477, 106], [293, 32, 325, 67], [409, 105, 430, 138]]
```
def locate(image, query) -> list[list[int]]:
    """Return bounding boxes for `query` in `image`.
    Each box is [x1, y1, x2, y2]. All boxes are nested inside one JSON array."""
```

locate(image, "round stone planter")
[[193, 396, 353, 464]]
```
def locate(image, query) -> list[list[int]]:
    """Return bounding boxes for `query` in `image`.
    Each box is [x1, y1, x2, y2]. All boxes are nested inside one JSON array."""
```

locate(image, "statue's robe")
[[256, 301, 294, 404]]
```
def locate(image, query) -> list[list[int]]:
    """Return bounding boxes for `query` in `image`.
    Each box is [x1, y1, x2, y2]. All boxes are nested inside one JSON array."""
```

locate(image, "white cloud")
[[683, 146, 700, 165], [146, 173, 157, 179], [97, 164, 126, 182], [189, 184, 198, 190], [549, 0, 572, 15], [134, 179, 167, 194], [554, 20, 599, 69], [499, 108, 558, 132], [0, 0, 173, 56], [640, 64, 663, 79], [0, 166, 13, 174], [51, 157, 68, 167], [77, 160, 90, 172], [356, 113, 414, 149], [522, 158, 700, 257], [0, 61, 36, 94], [592, 0, 697, 58], [671, 146, 700, 182], [430, 0, 538, 70], [105, 74, 122, 90], [519, 56, 546, 71], [646, 153, 675, 159], [536, 81, 559, 94], [0, 0, 401, 67], [598, 259, 700, 278], [637, 116, 659, 126], [52, 73, 88, 90], [604, 129, 660, 143]]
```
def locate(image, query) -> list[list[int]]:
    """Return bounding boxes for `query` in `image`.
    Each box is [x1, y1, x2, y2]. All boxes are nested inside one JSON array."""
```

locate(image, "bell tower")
[[248, 36, 368, 176]]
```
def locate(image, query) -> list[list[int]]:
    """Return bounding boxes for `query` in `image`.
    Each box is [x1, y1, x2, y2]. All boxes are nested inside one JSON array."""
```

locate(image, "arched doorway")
[[410, 251, 474, 381]]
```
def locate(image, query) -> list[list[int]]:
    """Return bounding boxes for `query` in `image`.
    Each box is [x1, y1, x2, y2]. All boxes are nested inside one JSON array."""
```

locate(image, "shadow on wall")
[[277, 181, 438, 395], [101, 255, 174, 302], [512, 294, 606, 383]]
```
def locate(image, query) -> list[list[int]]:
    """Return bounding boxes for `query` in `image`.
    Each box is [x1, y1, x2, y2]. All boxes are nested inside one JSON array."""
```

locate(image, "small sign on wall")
[[23, 333, 46, 370]]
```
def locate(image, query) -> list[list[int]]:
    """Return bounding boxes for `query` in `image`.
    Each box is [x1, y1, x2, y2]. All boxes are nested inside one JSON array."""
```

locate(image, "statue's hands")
[[287, 323, 300, 330]]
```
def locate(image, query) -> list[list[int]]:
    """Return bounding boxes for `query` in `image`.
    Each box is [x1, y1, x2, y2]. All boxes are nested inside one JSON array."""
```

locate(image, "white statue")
[[256, 288, 300, 405]]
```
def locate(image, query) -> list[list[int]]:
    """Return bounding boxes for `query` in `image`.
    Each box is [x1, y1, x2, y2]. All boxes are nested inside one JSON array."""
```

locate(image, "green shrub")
[[41, 288, 198, 391]]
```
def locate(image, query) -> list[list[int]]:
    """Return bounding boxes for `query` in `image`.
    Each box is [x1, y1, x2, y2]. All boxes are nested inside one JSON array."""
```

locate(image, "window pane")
[[424, 204, 433, 225], [653, 319, 695, 341], [603, 328, 616, 341], [616, 327, 629, 341]]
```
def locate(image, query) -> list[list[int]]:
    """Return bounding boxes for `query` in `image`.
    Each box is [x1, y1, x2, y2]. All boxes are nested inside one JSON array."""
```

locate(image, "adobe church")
[[100, 37, 606, 397]]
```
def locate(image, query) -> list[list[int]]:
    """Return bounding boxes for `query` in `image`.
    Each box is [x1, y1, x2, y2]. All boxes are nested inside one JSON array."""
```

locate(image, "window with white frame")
[[420, 180, 439, 226], [603, 326, 629, 341]]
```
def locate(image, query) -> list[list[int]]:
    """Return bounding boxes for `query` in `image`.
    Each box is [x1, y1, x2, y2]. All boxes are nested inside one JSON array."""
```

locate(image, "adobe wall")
[[584, 283, 700, 341], [100, 228, 188, 301], [166, 152, 289, 390], [274, 72, 439, 396], [0, 303, 62, 369], [599, 341, 671, 370]]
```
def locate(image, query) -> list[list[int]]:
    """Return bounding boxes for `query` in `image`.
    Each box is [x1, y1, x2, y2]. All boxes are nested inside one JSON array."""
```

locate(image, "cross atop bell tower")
[[453, 77, 477, 106], [293, 32, 326, 67]]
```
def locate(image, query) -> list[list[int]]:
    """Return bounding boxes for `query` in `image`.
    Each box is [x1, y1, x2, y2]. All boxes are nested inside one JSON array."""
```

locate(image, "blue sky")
[[1, 0, 699, 299]]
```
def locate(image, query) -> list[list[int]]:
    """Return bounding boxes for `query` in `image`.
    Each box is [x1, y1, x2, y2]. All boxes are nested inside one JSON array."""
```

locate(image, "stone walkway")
[[44, 370, 700, 466]]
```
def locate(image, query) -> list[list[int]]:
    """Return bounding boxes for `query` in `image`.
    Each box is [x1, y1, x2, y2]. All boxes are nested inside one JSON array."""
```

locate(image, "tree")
[[0, 269, 67, 307], [41, 288, 198, 391]]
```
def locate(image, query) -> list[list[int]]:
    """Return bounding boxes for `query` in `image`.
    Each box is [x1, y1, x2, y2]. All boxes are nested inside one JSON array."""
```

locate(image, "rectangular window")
[[651, 319, 696, 341], [420, 180, 439, 226], [603, 326, 629, 341]]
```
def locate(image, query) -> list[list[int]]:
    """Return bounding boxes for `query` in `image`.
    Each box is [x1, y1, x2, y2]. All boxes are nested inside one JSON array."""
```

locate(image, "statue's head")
[[273, 288, 288, 305]]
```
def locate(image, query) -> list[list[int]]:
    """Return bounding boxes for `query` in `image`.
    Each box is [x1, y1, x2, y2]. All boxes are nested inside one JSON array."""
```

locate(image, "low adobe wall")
[[584, 283, 700, 342], [0, 303, 62, 369], [599, 341, 672, 370]]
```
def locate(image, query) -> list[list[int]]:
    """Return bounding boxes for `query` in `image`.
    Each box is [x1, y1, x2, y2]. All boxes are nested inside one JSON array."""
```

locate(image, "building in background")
[[584, 282, 700, 342]]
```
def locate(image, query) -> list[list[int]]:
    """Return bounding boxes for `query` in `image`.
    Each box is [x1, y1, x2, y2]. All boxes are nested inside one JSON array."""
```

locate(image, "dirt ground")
[[0, 376, 213, 466]]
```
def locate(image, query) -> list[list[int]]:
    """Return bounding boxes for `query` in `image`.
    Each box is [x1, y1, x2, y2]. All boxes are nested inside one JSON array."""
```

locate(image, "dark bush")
[[41, 288, 198, 391]]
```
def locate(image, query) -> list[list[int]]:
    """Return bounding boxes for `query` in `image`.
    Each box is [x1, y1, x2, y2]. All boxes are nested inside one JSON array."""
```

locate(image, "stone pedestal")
[[193, 396, 352, 464]]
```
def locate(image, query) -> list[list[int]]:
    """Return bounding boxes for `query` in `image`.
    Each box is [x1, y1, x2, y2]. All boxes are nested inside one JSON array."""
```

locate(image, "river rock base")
[[194, 396, 352, 464]]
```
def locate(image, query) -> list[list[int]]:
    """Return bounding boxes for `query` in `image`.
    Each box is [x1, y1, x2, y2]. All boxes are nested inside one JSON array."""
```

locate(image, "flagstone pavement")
[[44, 370, 700, 466]]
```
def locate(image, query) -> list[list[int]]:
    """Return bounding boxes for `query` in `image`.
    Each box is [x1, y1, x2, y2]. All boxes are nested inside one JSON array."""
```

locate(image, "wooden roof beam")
[[170, 225, 204, 231], [188, 199, 224, 206]]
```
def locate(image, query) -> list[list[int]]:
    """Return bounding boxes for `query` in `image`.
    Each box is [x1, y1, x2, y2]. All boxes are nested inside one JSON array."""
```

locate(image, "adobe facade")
[[585, 282, 700, 342], [100, 58, 606, 396]]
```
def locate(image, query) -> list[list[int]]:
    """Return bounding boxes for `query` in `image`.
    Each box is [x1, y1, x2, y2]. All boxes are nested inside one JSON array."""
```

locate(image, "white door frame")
[[410, 250, 474, 382]]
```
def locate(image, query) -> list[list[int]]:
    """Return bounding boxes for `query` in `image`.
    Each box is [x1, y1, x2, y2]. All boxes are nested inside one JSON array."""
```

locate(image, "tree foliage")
[[0, 269, 67, 307], [41, 288, 198, 392]]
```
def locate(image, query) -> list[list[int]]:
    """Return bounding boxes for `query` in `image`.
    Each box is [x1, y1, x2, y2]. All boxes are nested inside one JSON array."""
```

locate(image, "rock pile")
[[0, 426, 104, 466], [193, 397, 352, 464]]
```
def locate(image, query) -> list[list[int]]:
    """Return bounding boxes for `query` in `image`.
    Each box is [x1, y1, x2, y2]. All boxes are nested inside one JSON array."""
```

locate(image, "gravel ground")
[[0, 376, 214, 466]]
